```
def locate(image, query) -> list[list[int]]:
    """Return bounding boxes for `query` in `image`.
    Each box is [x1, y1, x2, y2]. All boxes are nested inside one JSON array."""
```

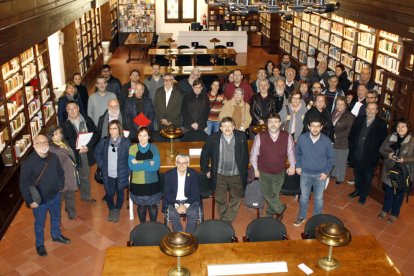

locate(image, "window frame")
[[164, 0, 197, 23]]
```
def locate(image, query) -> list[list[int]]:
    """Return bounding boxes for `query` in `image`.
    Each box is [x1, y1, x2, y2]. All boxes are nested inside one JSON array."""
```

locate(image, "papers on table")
[[207, 262, 288, 275], [76, 132, 93, 149], [182, 67, 213, 73], [180, 49, 205, 53]]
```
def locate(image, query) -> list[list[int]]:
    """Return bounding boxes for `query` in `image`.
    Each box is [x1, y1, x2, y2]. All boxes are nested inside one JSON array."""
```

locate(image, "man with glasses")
[[250, 68, 275, 94], [164, 154, 200, 233], [154, 72, 183, 130], [19, 134, 70, 257], [120, 69, 149, 109], [61, 101, 99, 205], [101, 64, 122, 98], [97, 99, 125, 138], [88, 76, 117, 126], [350, 67, 377, 97], [201, 117, 248, 224], [177, 67, 207, 96], [284, 68, 299, 96]]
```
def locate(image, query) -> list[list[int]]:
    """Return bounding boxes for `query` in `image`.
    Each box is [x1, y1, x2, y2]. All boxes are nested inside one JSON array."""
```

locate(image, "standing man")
[[62, 101, 100, 204], [224, 69, 254, 103], [19, 135, 70, 257], [120, 69, 149, 108], [296, 65, 310, 83], [250, 113, 295, 219], [200, 117, 248, 224], [101, 64, 122, 98], [350, 67, 377, 96], [348, 102, 387, 204], [72, 72, 89, 111], [322, 75, 344, 113], [349, 84, 368, 117], [164, 154, 200, 233], [181, 78, 210, 133], [284, 68, 299, 96], [280, 54, 293, 77], [97, 99, 124, 138], [250, 79, 276, 126], [177, 67, 207, 96], [144, 63, 164, 103], [250, 68, 275, 94], [88, 76, 117, 126], [309, 60, 331, 89], [293, 117, 334, 226], [153, 72, 183, 129]]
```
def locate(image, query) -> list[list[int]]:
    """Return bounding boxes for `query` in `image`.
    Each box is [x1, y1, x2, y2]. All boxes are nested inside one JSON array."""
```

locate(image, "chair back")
[[195, 45, 208, 49], [177, 45, 190, 49], [194, 220, 236, 244], [214, 45, 227, 49], [280, 173, 301, 196], [245, 217, 287, 242], [129, 222, 171, 246], [303, 214, 344, 239], [157, 45, 170, 49]]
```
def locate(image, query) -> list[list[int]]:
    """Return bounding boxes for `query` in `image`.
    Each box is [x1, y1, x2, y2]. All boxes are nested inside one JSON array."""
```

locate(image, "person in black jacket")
[[119, 69, 149, 109], [181, 78, 210, 133], [73, 72, 89, 111], [250, 79, 276, 126], [303, 94, 334, 142], [250, 68, 275, 94], [124, 82, 155, 141], [200, 117, 248, 224], [101, 64, 122, 99], [348, 102, 387, 204], [61, 100, 99, 204], [335, 64, 351, 93], [97, 99, 125, 139], [19, 134, 70, 257]]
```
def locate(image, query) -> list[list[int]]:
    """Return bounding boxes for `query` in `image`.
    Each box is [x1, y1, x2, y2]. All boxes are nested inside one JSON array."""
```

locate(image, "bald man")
[[19, 135, 71, 257], [97, 98, 125, 138]]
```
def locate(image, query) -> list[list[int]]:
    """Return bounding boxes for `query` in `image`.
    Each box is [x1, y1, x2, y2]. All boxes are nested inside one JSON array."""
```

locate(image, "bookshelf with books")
[[207, 5, 259, 46], [101, 0, 119, 51], [259, 13, 280, 54], [0, 39, 56, 236], [118, 0, 155, 43]]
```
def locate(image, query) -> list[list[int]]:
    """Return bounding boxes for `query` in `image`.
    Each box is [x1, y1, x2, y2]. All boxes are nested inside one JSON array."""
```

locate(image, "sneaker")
[[112, 209, 120, 222], [107, 210, 114, 222], [293, 218, 305, 227], [347, 179, 355, 185], [377, 211, 387, 219]]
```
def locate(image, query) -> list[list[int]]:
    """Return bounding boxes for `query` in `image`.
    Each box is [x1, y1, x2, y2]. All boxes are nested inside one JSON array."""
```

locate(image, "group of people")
[[19, 56, 414, 256]]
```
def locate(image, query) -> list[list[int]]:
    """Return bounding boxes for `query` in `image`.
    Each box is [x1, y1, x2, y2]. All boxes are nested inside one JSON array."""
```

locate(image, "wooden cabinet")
[[207, 5, 259, 46], [118, 0, 155, 44], [0, 39, 56, 238], [259, 13, 279, 54]]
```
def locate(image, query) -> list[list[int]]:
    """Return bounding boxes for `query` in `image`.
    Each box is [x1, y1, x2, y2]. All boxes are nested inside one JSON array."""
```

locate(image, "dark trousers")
[[61, 190, 76, 219], [105, 177, 124, 210], [354, 166, 375, 198], [215, 174, 243, 223], [382, 185, 405, 217], [168, 201, 199, 233], [33, 192, 62, 247]]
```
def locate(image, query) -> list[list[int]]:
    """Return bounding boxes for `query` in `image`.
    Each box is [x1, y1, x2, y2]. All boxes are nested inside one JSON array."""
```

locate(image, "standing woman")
[[95, 120, 131, 222], [57, 81, 86, 125], [219, 87, 252, 132], [331, 96, 355, 184], [206, 80, 225, 135], [46, 125, 81, 221], [264, 60, 275, 78], [128, 127, 161, 222], [279, 90, 308, 142], [379, 118, 414, 223]]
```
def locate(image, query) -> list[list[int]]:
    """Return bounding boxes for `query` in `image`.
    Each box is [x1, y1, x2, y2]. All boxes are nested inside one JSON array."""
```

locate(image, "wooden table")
[[143, 65, 250, 81], [124, 32, 153, 63], [102, 235, 401, 275], [154, 141, 252, 173], [148, 48, 237, 66]]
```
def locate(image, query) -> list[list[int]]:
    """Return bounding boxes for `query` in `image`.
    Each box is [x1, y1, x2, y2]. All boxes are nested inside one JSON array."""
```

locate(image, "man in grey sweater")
[[144, 63, 164, 103], [88, 76, 117, 126]]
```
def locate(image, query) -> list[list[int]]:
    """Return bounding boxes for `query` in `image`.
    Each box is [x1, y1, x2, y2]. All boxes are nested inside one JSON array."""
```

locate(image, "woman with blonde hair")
[[219, 87, 252, 132]]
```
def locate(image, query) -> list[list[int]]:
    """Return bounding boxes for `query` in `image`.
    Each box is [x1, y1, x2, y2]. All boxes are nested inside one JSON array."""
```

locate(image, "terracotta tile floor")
[[1, 46, 414, 275]]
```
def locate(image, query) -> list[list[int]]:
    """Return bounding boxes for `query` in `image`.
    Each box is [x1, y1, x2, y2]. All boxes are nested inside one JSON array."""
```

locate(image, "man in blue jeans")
[[19, 134, 71, 256], [294, 117, 334, 227]]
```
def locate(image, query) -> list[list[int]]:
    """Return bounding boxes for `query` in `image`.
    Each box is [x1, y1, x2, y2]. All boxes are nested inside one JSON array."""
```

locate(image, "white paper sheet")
[[207, 262, 288, 276], [189, 148, 202, 156], [76, 132, 93, 149], [351, 102, 363, 116]]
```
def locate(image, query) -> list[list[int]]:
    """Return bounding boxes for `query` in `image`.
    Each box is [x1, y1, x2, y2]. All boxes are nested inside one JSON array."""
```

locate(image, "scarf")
[[331, 109, 343, 125], [390, 134, 408, 155]]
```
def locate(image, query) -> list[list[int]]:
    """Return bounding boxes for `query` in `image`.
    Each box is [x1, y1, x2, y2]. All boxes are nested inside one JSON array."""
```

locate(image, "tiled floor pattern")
[[1, 46, 413, 275]]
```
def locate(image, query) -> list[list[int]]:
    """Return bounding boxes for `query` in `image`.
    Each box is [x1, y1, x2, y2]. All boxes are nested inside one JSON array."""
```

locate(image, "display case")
[[118, 0, 155, 43], [0, 39, 56, 237]]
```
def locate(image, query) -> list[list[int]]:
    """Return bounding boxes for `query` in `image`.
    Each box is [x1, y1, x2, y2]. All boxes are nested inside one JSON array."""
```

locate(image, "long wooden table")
[[148, 48, 237, 66], [102, 235, 401, 275], [124, 32, 153, 63], [143, 65, 250, 80]]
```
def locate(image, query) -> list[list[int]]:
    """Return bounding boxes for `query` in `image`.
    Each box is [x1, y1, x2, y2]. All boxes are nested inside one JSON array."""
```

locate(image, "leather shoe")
[[348, 191, 359, 198], [275, 204, 287, 221], [358, 196, 366, 205], [52, 235, 71, 244], [36, 245, 47, 256]]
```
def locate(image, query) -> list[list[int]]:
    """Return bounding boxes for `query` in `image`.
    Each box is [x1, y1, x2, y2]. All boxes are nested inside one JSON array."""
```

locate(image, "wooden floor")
[[1, 46, 414, 276]]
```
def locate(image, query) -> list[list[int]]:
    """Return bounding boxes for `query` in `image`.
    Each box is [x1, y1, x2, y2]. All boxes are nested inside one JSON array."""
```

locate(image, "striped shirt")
[[207, 93, 224, 122]]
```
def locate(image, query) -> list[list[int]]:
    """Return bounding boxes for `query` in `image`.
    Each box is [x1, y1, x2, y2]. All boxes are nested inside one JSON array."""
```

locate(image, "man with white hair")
[[163, 154, 200, 233], [97, 99, 125, 138], [177, 67, 207, 96], [309, 60, 332, 89]]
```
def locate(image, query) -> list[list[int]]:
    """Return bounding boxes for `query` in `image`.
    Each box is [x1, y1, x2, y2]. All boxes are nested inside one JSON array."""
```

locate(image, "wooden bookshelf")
[[0, 39, 57, 237], [259, 13, 280, 54], [207, 5, 259, 46], [101, 0, 119, 52]]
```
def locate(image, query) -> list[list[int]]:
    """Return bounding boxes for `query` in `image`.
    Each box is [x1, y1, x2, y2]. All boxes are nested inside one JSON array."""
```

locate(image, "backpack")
[[244, 179, 264, 209], [388, 163, 413, 202]]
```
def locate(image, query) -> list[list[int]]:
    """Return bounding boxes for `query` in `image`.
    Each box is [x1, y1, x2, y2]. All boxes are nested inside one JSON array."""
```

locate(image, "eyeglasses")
[[35, 141, 49, 146], [111, 144, 116, 153]]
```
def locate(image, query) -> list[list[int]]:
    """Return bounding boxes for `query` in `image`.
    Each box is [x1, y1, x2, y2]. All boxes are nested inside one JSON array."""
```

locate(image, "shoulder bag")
[[29, 161, 48, 204]]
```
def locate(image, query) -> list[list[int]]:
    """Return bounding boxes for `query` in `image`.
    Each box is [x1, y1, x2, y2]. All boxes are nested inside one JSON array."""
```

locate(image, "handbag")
[[94, 167, 104, 184], [29, 161, 48, 204]]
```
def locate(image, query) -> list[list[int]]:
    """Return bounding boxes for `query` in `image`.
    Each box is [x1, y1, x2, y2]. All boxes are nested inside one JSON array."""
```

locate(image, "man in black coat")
[[61, 100, 99, 204], [348, 102, 387, 204], [250, 79, 276, 126], [119, 69, 149, 109], [200, 117, 248, 224]]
